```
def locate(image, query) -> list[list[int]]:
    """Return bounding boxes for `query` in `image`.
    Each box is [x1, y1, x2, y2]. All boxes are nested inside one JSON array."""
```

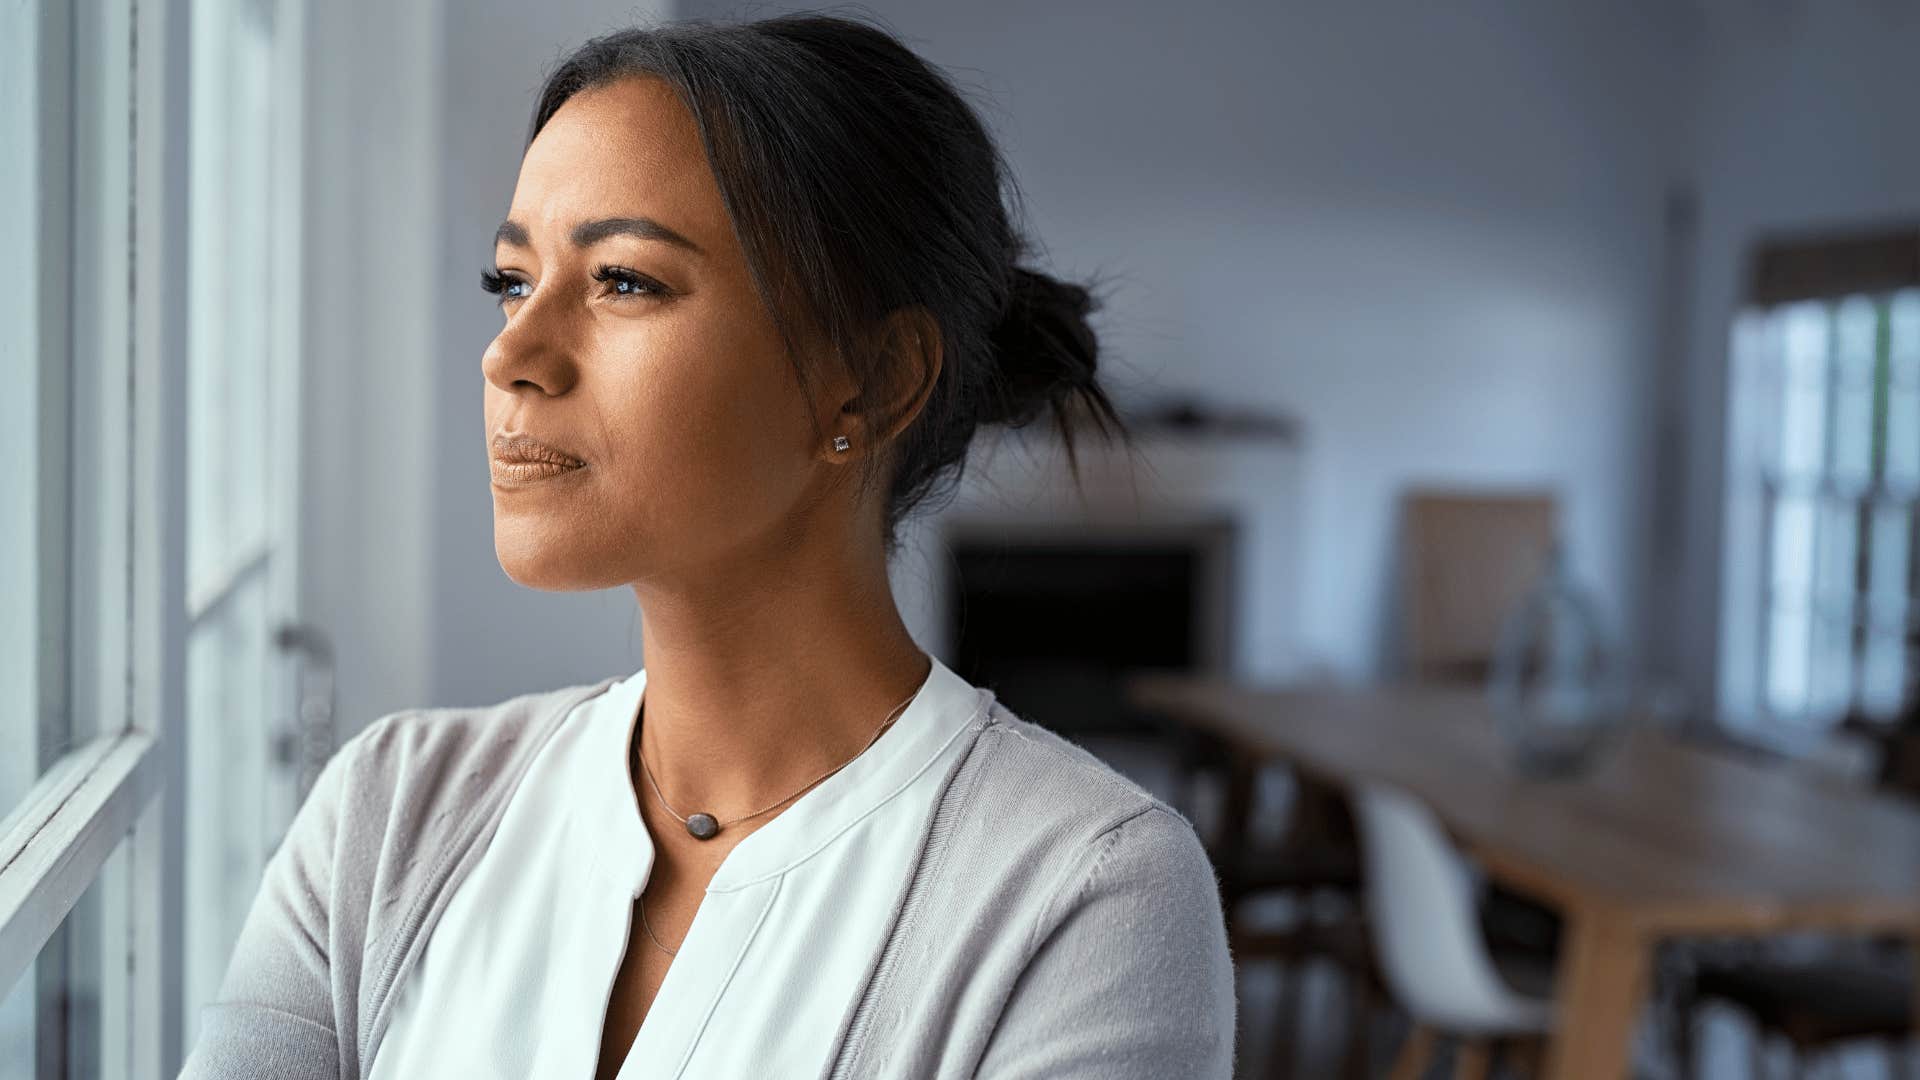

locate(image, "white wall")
[[680, 0, 1694, 681], [299, 0, 1712, 711], [317, 0, 1917, 720]]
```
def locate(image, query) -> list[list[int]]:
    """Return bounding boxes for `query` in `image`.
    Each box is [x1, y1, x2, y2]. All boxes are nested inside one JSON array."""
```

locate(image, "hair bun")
[[986, 266, 1102, 429]]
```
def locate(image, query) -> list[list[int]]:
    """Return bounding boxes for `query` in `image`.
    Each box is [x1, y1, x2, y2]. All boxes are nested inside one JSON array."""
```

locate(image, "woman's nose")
[[482, 293, 580, 397]]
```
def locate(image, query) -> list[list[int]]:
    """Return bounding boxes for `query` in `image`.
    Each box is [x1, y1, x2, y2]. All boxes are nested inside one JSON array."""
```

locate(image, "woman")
[[182, 12, 1235, 1079]]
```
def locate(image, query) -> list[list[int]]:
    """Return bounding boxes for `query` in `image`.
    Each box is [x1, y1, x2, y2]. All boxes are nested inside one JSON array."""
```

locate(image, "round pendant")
[[686, 813, 720, 840]]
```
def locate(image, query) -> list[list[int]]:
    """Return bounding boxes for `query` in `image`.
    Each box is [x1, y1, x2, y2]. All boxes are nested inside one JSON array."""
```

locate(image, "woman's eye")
[[479, 268, 530, 305], [478, 265, 670, 308], [592, 265, 671, 299]]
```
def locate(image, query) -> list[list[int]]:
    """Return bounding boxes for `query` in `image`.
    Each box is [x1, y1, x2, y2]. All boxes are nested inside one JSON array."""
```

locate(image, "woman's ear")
[[821, 306, 943, 463]]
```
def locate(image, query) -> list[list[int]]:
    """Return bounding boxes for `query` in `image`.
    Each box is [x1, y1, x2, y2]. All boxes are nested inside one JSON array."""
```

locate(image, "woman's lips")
[[490, 432, 587, 486], [490, 458, 587, 484]]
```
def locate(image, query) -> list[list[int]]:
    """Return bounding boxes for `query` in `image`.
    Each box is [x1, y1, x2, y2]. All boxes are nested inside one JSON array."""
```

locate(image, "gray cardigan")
[[178, 678, 1238, 1079]]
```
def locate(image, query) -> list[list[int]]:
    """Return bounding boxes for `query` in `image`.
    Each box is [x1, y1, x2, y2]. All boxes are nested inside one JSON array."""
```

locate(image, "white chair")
[[1350, 781, 1556, 1079]]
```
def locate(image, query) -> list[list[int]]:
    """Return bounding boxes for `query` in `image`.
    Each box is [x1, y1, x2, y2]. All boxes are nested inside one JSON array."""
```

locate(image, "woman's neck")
[[626, 565, 931, 825]]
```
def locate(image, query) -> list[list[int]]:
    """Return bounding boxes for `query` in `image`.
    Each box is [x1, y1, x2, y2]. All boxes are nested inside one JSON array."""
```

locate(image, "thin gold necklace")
[[633, 662, 928, 956]]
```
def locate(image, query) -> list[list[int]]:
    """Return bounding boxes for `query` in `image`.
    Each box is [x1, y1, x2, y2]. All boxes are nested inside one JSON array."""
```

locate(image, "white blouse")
[[366, 653, 995, 1080]]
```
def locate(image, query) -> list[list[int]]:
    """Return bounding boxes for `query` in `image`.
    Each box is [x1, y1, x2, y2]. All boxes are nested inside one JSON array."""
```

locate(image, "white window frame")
[[0, 0, 192, 1073]]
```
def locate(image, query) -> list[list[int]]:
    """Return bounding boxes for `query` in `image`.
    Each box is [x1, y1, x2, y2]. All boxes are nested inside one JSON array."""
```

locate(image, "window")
[[1721, 226, 1920, 737], [1, 0, 306, 1074], [1, 0, 178, 1073]]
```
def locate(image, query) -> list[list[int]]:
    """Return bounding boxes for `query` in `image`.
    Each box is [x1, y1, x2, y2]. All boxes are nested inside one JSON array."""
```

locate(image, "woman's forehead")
[[507, 77, 726, 248]]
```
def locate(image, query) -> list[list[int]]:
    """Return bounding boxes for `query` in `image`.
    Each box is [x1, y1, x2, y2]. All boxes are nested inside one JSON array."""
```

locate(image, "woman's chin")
[[493, 532, 606, 591]]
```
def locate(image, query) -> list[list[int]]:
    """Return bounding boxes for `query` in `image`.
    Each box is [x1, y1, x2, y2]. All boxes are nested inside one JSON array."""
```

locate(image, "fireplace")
[[943, 518, 1238, 740], [887, 421, 1302, 819]]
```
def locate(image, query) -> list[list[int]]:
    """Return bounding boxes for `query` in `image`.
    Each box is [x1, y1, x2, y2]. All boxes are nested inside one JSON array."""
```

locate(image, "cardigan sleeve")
[[972, 805, 1238, 1079], [177, 721, 372, 1080]]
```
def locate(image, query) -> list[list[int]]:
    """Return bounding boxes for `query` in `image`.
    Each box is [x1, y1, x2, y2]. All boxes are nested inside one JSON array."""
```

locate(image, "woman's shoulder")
[[297, 678, 619, 941], [927, 698, 1222, 917], [838, 700, 1235, 1078], [301, 676, 621, 906], [351, 676, 619, 751], [182, 677, 624, 1078], [966, 698, 1206, 847], [335, 677, 618, 804]]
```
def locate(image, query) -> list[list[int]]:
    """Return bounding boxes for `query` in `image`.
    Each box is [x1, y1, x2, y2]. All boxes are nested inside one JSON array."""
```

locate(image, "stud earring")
[[832, 435, 851, 452]]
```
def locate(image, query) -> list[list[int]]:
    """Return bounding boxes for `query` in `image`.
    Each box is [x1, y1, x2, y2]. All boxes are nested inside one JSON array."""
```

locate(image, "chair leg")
[[1500, 1036, 1545, 1079], [1340, 964, 1373, 1080], [1389, 1025, 1436, 1080], [1265, 961, 1301, 1080], [1453, 1038, 1490, 1080], [1673, 999, 1698, 1080]]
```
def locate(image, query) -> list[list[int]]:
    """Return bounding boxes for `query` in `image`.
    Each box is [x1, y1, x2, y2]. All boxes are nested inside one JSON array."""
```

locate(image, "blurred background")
[[4, 0, 1919, 1077]]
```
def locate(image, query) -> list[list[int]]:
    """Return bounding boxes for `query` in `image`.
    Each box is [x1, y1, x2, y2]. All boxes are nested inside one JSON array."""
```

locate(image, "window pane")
[[1807, 497, 1859, 720], [1830, 297, 1876, 487], [1766, 492, 1818, 716], [186, 0, 277, 605], [184, 571, 279, 1028], [1777, 301, 1831, 478], [1890, 290, 1920, 488]]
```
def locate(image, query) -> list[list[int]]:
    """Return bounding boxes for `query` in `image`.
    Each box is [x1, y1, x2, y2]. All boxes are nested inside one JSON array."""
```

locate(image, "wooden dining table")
[[1125, 673, 1920, 1080]]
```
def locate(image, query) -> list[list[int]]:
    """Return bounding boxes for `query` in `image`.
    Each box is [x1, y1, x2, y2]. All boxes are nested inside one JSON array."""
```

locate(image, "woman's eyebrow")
[[492, 216, 705, 256]]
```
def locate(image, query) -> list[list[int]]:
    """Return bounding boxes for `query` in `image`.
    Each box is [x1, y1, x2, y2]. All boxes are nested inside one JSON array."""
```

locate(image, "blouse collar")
[[589, 653, 995, 895]]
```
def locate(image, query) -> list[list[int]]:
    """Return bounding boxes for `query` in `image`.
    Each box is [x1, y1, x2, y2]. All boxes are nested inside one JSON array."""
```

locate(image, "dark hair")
[[527, 10, 1135, 555]]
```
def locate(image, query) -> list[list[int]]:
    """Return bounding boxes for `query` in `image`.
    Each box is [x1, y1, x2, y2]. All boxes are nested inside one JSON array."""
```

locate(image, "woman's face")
[[482, 76, 849, 591]]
